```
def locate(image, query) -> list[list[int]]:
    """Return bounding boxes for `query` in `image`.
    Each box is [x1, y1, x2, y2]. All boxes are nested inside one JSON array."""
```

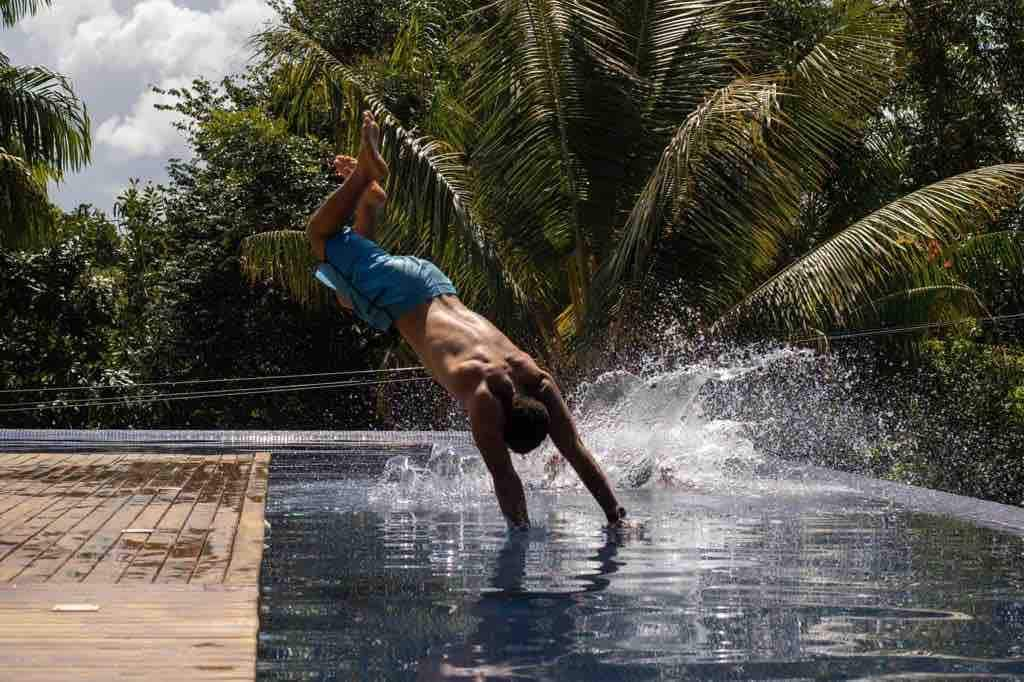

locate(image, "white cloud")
[[95, 77, 189, 158], [5, 0, 277, 208], [19, 0, 274, 79]]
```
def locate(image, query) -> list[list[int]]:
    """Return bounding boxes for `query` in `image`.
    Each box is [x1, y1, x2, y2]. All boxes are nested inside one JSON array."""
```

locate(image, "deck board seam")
[[0, 454, 111, 532], [149, 454, 224, 584], [0, 453, 84, 518], [10, 455, 164, 582], [58, 456, 199, 584], [108, 455, 208, 584], [218, 455, 260, 585], [188, 457, 251, 584], [0, 455, 129, 572]]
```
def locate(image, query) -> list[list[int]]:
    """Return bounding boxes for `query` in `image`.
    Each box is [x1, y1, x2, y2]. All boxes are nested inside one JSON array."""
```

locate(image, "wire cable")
[[0, 366, 428, 395], [0, 376, 434, 414], [788, 311, 1024, 345], [8, 312, 1024, 411]]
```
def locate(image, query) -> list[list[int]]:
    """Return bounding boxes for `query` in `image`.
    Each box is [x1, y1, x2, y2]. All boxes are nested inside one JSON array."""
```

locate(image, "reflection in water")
[[257, 463, 1024, 681], [415, 532, 624, 680]]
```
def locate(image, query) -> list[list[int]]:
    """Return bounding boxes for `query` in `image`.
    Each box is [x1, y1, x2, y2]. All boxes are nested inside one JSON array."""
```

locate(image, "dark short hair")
[[504, 394, 550, 454]]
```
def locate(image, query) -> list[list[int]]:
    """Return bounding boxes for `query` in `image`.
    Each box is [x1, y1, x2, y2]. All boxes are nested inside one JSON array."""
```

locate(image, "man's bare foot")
[[333, 154, 357, 180], [358, 111, 389, 183]]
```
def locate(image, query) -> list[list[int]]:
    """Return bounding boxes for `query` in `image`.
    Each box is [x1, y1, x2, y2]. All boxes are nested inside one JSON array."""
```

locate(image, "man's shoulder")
[[507, 353, 551, 387]]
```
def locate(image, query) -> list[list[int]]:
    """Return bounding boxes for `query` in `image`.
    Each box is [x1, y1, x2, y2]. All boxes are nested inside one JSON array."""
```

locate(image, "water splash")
[[371, 345, 873, 507]]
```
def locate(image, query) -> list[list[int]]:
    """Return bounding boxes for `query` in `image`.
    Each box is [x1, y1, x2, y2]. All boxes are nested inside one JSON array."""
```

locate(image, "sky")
[[4, 0, 278, 213]]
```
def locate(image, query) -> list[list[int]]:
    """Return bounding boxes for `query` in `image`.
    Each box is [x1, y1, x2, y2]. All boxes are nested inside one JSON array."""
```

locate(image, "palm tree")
[[245, 0, 1024, 357], [0, 0, 91, 249]]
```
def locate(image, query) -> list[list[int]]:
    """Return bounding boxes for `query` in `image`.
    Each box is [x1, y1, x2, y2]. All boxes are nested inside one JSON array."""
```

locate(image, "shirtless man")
[[308, 112, 626, 529]]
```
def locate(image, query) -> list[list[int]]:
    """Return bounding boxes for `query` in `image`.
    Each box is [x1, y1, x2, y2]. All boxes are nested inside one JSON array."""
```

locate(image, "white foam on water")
[[370, 346, 858, 508]]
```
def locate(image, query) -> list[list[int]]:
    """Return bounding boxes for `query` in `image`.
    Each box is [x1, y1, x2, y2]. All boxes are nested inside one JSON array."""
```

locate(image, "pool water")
[[6, 353, 1024, 681], [257, 446, 1024, 681]]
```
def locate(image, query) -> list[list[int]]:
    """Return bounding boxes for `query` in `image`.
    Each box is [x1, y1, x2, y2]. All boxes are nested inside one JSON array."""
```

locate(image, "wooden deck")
[[0, 451, 270, 681]]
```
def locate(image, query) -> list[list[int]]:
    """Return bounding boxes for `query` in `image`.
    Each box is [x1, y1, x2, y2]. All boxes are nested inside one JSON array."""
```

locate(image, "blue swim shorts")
[[314, 228, 457, 331]]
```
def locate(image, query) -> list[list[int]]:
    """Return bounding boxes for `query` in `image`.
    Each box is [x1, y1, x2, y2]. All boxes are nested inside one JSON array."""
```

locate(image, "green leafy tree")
[[126, 77, 393, 429], [0, 0, 90, 249], [0, 228, 122, 428], [246, 0, 1024, 361], [749, 0, 1024, 342]]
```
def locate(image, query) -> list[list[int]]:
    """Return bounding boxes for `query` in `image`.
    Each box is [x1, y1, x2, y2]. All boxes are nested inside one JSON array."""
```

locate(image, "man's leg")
[[307, 112, 389, 261], [352, 181, 387, 241]]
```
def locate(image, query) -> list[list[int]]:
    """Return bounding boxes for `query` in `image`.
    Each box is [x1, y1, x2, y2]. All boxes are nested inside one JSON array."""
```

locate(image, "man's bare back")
[[396, 295, 540, 402], [308, 112, 626, 529]]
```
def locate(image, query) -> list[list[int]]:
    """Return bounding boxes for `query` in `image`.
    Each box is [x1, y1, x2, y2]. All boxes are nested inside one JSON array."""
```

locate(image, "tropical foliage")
[[243, 0, 1024, 359], [4, 0, 1024, 506], [0, 0, 90, 249]]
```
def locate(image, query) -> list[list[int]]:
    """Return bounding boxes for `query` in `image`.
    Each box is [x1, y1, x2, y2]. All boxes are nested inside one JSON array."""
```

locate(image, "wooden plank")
[[0, 453, 80, 518], [0, 583, 258, 681], [15, 457, 174, 582], [0, 453, 63, 478], [0, 456, 134, 582], [156, 455, 237, 584], [118, 456, 223, 583], [83, 456, 208, 584], [0, 667, 251, 679], [0, 452, 42, 470], [0, 455, 117, 528], [224, 452, 270, 586], [190, 456, 253, 584], [0, 452, 268, 680], [0, 455, 107, 530], [50, 457, 192, 583], [0, 455, 142, 582], [0, 456, 119, 544], [0, 456, 128, 576], [0, 452, 74, 482]]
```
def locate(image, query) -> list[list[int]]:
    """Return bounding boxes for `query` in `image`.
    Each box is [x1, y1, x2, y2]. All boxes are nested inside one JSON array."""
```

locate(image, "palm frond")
[[256, 20, 540, 314], [846, 285, 989, 333], [597, 75, 787, 295], [0, 0, 50, 27], [0, 63, 90, 175], [951, 230, 1024, 284], [638, 0, 761, 121], [0, 147, 53, 249], [790, 0, 904, 135], [700, 0, 904, 306], [719, 164, 1024, 333], [465, 0, 631, 313], [240, 229, 331, 308], [595, 0, 904, 330]]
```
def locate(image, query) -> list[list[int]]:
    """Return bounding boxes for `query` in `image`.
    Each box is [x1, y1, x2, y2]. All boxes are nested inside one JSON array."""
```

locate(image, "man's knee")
[[307, 224, 327, 262]]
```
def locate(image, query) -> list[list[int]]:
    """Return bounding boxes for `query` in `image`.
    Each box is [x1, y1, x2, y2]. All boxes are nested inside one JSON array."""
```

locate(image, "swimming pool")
[[3, 429, 1024, 681], [257, 442, 1024, 680]]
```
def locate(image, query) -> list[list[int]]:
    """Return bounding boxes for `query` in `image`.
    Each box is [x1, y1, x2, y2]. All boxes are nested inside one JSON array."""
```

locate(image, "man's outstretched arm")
[[537, 377, 626, 525]]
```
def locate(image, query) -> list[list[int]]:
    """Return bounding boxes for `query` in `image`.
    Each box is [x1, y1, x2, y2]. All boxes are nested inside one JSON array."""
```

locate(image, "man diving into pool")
[[308, 112, 627, 530]]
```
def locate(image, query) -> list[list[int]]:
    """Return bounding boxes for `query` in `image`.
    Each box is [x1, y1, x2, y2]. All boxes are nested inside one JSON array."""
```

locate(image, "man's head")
[[504, 394, 550, 454]]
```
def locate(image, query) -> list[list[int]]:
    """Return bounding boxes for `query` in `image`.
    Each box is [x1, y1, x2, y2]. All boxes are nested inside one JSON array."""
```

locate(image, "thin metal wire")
[[0, 366, 428, 395], [8, 312, 1024, 412], [0, 377, 434, 414], [0, 376, 416, 409], [788, 311, 1024, 345]]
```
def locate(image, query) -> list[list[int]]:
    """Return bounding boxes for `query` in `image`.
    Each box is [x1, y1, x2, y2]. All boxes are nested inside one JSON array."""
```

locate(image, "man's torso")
[[395, 296, 544, 404]]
